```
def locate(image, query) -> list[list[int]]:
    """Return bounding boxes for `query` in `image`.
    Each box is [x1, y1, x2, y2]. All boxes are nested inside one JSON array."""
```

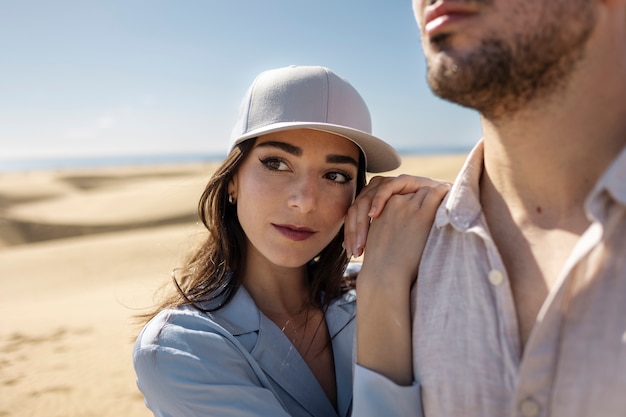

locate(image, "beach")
[[0, 153, 467, 417]]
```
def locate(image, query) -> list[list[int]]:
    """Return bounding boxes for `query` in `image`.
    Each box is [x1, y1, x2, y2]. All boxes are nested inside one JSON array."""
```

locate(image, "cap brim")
[[231, 122, 401, 173]]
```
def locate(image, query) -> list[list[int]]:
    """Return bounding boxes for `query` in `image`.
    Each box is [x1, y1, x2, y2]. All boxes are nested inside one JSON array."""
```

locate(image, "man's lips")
[[424, 2, 479, 39], [273, 224, 316, 241]]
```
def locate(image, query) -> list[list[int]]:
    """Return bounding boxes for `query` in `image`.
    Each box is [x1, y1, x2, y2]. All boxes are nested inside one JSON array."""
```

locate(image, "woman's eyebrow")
[[256, 140, 358, 167], [256, 141, 302, 156], [327, 154, 358, 168]]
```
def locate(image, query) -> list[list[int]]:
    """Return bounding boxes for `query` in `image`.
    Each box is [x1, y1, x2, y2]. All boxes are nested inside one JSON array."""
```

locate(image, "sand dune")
[[0, 163, 216, 246], [0, 153, 467, 417]]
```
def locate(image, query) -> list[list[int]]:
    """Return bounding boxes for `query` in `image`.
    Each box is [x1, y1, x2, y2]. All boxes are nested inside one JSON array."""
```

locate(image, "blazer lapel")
[[326, 292, 356, 417]]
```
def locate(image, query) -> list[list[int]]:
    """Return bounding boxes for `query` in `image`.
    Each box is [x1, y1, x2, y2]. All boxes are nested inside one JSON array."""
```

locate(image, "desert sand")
[[0, 152, 467, 417]]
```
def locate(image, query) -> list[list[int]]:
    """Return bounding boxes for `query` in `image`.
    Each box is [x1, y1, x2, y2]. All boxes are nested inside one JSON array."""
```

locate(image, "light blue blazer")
[[133, 286, 356, 417]]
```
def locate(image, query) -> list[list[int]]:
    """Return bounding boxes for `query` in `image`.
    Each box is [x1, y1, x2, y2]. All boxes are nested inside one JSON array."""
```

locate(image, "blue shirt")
[[134, 285, 356, 417]]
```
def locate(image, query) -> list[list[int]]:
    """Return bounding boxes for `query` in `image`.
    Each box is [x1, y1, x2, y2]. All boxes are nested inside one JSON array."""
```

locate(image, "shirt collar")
[[436, 140, 626, 228], [435, 139, 485, 231], [586, 144, 626, 222]]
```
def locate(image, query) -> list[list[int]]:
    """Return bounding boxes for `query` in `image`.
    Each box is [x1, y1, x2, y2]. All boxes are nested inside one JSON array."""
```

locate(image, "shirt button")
[[488, 269, 504, 285], [520, 398, 540, 417]]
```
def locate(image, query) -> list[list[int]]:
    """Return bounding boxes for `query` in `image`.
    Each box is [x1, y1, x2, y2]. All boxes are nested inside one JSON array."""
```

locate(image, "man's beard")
[[426, 2, 596, 119]]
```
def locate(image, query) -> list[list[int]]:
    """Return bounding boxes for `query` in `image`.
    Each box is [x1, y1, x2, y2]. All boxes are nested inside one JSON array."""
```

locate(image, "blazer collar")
[[205, 286, 261, 336]]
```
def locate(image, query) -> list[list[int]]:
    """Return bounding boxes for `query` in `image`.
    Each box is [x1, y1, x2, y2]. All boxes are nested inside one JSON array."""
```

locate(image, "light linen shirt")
[[353, 140, 626, 417], [135, 286, 356, 417]]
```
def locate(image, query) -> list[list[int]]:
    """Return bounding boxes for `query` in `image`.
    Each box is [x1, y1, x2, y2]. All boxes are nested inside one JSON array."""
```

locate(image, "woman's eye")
[[326, 171, 351, 184], [262, 158, 289, 171]]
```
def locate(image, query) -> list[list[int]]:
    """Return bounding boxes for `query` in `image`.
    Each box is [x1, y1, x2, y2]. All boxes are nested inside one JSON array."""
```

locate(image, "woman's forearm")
[[356, 270, 413, 386]]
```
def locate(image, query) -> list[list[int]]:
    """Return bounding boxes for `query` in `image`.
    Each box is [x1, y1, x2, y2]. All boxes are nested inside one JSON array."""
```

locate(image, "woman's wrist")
[[356, 267, 414, 298]]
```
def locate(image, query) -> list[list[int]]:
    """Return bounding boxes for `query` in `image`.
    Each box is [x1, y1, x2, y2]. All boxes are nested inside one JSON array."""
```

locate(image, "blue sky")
[[0, 0, 482, 161]]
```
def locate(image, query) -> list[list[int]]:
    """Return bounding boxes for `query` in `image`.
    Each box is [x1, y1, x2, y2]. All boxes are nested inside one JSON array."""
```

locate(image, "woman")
[[133, 65, 445, 417]]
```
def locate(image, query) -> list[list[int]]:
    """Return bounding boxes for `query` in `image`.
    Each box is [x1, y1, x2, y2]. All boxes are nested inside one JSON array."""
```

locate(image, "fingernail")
[[353, 238, 363, 257]]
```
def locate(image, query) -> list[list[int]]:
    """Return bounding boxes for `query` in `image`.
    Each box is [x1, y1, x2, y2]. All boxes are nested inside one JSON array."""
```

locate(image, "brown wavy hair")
[[140, 137, 366, 322]]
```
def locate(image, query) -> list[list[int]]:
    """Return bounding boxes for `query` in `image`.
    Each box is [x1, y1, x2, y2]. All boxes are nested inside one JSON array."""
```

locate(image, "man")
[[349, 0, 626, 416]]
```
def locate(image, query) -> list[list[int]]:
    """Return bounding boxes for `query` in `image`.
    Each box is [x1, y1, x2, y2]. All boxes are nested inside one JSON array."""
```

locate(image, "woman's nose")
[[288, 174, 318, 213]]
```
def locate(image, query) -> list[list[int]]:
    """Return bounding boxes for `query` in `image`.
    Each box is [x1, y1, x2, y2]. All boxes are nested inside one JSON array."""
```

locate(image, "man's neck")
[[480, 64, 626, 227]]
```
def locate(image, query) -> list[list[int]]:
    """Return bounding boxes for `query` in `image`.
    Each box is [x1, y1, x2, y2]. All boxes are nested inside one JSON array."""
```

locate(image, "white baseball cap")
[[229, 65, 401, 173]]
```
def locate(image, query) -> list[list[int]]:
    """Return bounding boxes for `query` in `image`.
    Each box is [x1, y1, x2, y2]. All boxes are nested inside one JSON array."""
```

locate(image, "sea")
[[0, 146, 471, 173], [0, 153, 223, 173]]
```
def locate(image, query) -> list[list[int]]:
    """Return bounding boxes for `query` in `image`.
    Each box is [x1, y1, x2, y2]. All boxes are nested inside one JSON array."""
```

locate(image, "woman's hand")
[[359, 182, 449, 288], [344, 174, 449, 258]]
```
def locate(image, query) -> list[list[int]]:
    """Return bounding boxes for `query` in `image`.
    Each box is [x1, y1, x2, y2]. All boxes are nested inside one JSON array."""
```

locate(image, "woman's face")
[[229, 129, 360, 270]]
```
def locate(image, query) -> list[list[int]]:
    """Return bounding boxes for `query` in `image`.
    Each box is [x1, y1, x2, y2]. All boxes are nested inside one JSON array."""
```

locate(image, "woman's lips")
[[424, 2, 478, 39], [273, 224, 316, 241]]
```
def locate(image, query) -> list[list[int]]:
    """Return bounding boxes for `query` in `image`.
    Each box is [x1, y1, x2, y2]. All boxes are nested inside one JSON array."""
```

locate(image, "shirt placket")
[[511, 221, 604, 417], [478, 222, 524, 396]]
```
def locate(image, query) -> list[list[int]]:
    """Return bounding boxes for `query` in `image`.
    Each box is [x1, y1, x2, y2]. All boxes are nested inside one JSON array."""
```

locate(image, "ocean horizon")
[[0, 146, 471, 173]]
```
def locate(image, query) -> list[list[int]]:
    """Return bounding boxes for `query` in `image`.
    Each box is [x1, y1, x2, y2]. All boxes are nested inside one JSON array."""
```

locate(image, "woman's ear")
[[227, 176, 238, 203]]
